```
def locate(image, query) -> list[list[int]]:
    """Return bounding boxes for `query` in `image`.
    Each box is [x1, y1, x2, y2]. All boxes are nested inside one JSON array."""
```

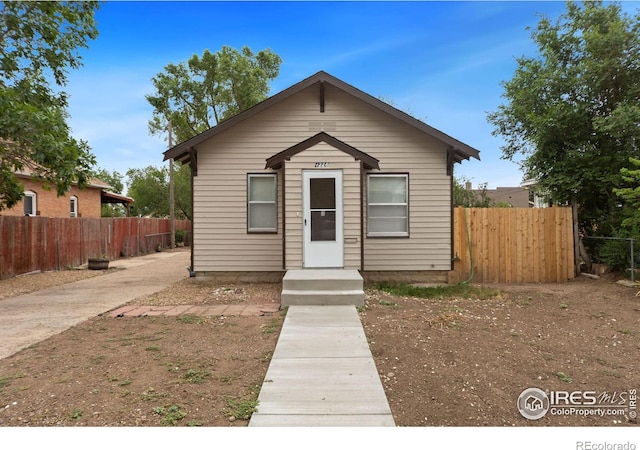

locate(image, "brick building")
[[1, 171, 127, 218]]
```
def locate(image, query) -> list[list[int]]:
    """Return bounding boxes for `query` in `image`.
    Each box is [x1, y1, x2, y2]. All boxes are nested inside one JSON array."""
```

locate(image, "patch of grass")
[[596, 358, 623, 370], [141, 387, 166, 401], [514, 296, 532, 307], [70, 408, 83, 419], [375, 282, 501, 300], [119, 379, 132, 386], [261, 317, 281, 335], [602, 369, 624, 379], [556, 372, 572, 383], [0, 373, 24, 389], [219, 375, 233, 384], [177, 314, 204, 324], [187, 420, 204, 427], [225, 398, 259, 420], [378, 300, 402, 309], [145, 345, 161, 352], [183, 369, 211, 384], [560, 303, 569, 310], [90, 355, 105, 364], [153, 404, 186, 426]]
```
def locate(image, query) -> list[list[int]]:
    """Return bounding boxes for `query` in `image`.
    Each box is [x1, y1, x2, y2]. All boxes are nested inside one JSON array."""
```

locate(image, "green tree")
[[145, 45, 281, 222], [614, 157, 640, 230], [173, 163, 191, 220], [0, 1, 100, 210], [146, 45, 282, 144], [93, 167, 126, 217], [126, 164, 191, 219], [94, 167, 124, 194], [126, 166, 169, 218], [487, 1, 640, 236], [453, 177, 495, 207]]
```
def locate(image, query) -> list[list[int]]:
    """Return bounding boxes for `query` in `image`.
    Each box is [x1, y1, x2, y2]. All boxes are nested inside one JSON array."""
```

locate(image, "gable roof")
[[163, 70, 481, 165], [265, 132, 380, 170]]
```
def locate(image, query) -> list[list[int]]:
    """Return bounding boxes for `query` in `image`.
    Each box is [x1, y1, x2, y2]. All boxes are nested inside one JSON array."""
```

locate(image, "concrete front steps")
[[281, 269, 365, 306]]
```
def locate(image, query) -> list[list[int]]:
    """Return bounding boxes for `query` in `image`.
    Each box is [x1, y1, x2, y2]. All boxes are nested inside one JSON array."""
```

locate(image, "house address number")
[[314, 162, 329, 168]]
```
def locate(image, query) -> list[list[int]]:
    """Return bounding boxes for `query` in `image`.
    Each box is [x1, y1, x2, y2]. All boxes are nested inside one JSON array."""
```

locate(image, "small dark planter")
[[88, 258, 109, 270]]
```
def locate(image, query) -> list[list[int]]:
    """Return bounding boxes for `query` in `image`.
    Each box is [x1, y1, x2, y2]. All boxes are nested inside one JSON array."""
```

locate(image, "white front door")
[[303, 170, 343, 268]]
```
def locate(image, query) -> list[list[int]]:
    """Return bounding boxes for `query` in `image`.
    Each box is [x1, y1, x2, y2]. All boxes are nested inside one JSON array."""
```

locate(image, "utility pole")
[[169, 122, 175, 249]]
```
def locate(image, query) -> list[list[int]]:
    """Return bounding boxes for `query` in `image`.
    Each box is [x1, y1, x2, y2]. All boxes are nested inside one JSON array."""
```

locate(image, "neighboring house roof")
[[163, 71, 481, 165], [15, 170, 132, 204], [15, 168, 112, 190], [475, 187, 530, 208], [101, 190, 134, 205]]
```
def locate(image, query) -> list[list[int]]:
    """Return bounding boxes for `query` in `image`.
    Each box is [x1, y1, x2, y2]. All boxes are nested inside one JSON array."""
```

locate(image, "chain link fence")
[[582, 236, 637, 282]]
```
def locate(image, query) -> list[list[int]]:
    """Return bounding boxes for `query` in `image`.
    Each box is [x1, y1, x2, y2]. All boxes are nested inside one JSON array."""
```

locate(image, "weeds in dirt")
[[375, 282, 501, 300], [145, 345, 160, 351], [557, 372, 572, 383], [141, 387, 166, 401], [153, 404, 187, 426], [177, 314, 204, 324], [183, 369, 211, 384], [261, 318, 280, 334], [70, 408, 83, 419], [187, 420, 204, 426], [378, 300, 402, 309], [0, 373, 21, 390], [224, 397, 259, 420]]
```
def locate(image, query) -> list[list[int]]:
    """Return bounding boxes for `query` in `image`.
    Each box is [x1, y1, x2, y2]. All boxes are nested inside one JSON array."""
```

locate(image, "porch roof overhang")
[[101, 191, 134, 205], [265, 132, 380, 170], [162, 71, 481, 166]]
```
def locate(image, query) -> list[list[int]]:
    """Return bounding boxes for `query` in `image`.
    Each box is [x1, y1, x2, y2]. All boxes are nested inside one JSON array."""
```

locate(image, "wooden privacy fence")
[[0, 217, 191, 280], [449, 207, 575, 284]]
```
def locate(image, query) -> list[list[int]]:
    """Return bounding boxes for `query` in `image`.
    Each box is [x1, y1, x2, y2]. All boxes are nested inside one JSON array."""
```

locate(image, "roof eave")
[[162, 70, 481, 163]]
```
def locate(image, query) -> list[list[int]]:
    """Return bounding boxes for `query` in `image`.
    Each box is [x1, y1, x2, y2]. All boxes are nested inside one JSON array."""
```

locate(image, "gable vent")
[[308, 121, 337, 132]]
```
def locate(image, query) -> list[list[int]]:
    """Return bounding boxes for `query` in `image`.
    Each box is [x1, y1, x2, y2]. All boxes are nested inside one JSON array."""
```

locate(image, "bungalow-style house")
[[163, 71, 480, 292], [2, 170, 133, 218]]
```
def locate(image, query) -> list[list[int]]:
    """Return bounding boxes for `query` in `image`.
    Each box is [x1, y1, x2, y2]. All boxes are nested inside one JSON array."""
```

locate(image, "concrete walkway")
[[0, 250, 190, 360], [249, 305, 396, 426]]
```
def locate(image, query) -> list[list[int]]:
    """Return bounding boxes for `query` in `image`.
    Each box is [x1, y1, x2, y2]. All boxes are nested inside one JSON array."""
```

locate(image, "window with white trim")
[[367, 174, 409, 237], [247, 173, 277, 233], [70, 196, 78, 217], [23, 191, 37, 216]]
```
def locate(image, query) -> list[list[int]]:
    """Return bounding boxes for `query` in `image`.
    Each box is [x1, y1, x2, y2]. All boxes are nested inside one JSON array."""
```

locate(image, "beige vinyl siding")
[[192, 83, 452, 272], [284, 142, 361, 269]]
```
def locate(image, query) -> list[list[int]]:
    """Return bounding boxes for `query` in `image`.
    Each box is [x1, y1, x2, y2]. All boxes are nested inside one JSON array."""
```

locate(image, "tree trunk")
[[579, 237, 592, 273]]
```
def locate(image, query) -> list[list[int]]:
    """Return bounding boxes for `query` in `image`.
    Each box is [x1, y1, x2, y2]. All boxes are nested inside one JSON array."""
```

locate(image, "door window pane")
[[310, 178, 335, 209], [311, 210, 336, 241]]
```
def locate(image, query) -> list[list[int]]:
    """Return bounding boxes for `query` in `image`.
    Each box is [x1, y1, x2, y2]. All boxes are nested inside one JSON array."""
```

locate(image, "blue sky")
[[65, 1, 586, 192]]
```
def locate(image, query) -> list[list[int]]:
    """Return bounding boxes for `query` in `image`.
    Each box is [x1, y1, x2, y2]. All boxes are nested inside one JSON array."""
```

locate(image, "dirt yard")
[[0, 269, 638, 427]]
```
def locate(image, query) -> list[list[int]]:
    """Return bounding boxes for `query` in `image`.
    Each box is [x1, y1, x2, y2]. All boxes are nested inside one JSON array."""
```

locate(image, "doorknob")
[[304, 218, 307, 226]]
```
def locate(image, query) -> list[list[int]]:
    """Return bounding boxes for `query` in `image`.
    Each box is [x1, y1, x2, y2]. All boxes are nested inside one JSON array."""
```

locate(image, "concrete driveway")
[[0, 250, 190, 360]]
